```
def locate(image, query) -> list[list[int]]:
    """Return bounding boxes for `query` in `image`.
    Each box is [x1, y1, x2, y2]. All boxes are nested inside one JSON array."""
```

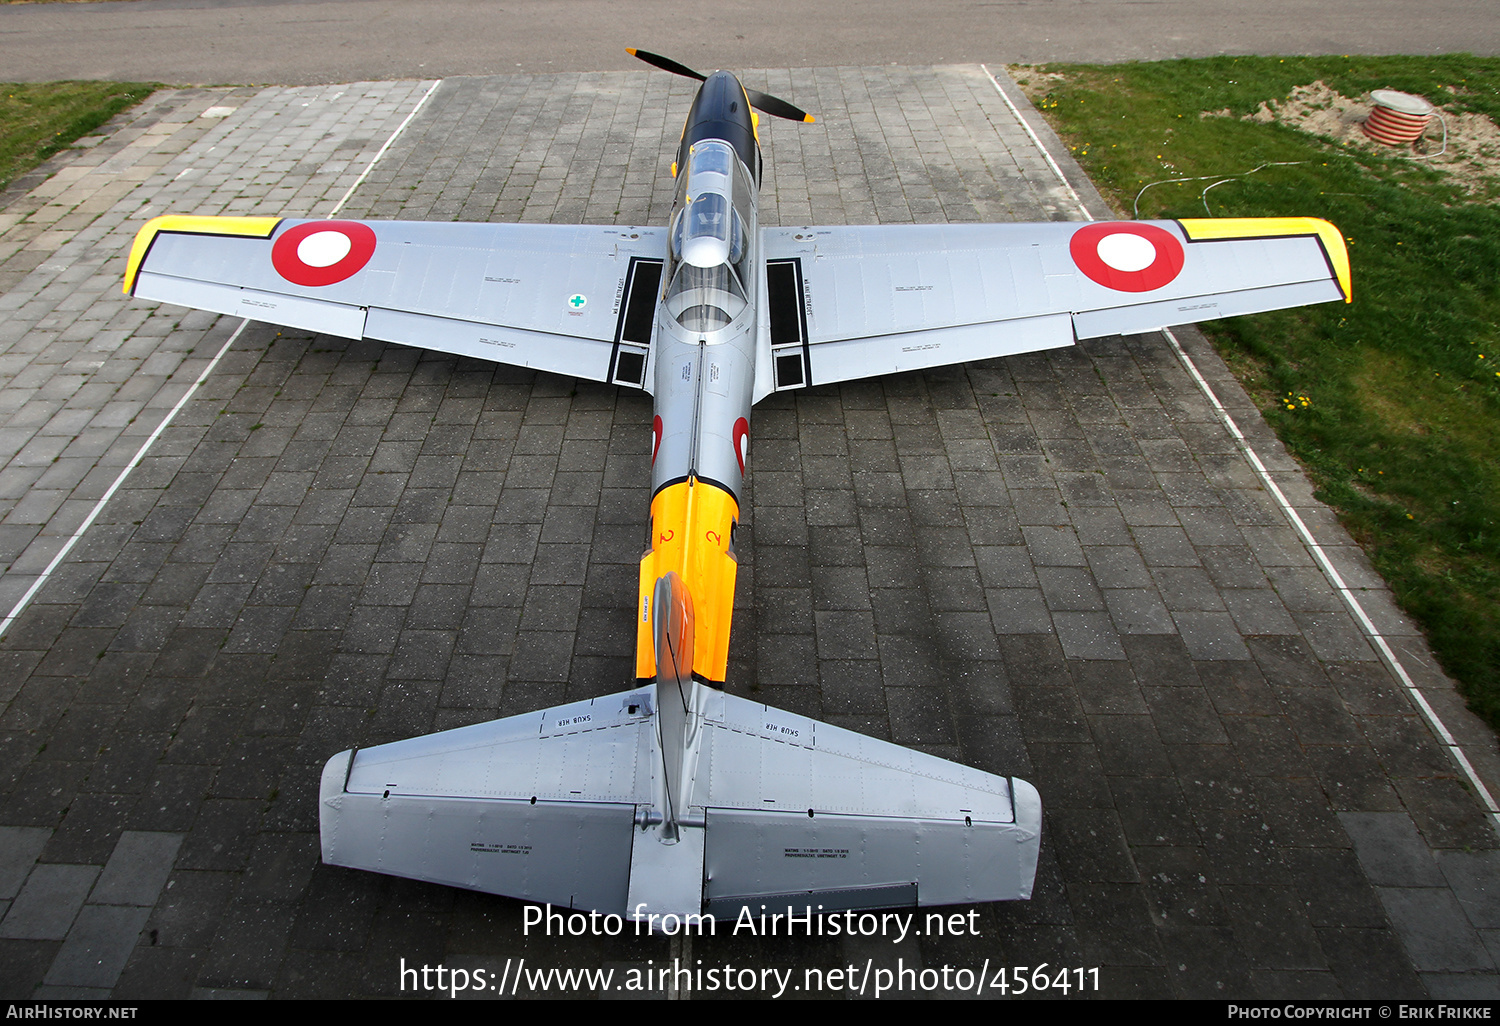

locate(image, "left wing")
[[756, 217, 1349, 398], [126, 216, 668, 390]]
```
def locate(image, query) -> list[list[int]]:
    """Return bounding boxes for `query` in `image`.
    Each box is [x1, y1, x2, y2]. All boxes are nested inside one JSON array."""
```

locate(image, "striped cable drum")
[[1363, 89, 1436, 146]]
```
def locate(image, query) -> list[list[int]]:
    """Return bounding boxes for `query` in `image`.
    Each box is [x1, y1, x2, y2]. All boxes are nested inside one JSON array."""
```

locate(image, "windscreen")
[[664, 261, 747, 333]]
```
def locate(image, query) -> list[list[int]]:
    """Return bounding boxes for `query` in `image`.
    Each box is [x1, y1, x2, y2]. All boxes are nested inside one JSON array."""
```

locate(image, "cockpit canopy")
[[664, 141, 754, 336], [674, 142, 743, 269]]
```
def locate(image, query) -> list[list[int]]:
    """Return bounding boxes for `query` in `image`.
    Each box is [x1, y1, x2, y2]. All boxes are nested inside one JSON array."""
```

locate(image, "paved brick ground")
[[1, 67, 1497, 999]]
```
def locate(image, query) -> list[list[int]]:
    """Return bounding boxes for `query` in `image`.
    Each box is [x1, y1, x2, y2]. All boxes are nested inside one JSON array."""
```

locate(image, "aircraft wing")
[[755, 217, 1350, 398], [125, 216, 668, 391]]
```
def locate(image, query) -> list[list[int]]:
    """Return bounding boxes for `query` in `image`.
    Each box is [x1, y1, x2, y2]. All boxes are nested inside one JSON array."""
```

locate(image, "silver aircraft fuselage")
[[634, 72, 764, 686]]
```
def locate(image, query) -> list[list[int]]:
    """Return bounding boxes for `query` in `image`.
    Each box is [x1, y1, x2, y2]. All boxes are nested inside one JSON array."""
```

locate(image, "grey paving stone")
[[1171, 611, 1251, 661], [1319, 927, 1427, 998], [986, 588, 1053, 635], [44, 904, 152, 989], [1047, 809, 1138, 884], [0, 864, 98, 940], [1144, 687, 1230, 745], [1053, 612, 1126, 660], [0, 826, 50, 899], [90, 832, 183, 907], [1437, 850, 1500, 930], [1281, 848, 1387, 930], [1221, 588, 1298, 635], [1340, 812, 1447, 887], [1394, 776, 1500, 852], [1021, 524, 1086, 566], [1037, 566, 1104, 612], [1084, 545, 1152, 589], [1221, 886, 1326, 970], [1378, 887, 1494, 972], [1104, 588, 1176, 635]]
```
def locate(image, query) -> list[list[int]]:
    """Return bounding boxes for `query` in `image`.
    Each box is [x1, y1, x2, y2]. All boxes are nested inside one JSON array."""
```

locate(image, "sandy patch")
[[1227, 81, 1500, 195]]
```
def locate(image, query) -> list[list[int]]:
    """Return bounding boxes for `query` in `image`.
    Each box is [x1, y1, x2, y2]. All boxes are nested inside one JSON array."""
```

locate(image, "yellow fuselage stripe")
[[636, 478, 739, 683]]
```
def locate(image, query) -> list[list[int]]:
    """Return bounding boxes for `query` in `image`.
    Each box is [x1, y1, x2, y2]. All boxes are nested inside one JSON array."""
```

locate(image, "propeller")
[[628, 48, 816, 123]]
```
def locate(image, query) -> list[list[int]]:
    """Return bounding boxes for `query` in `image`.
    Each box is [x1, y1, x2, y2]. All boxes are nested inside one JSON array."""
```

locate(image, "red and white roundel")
[[1069, 222, 1184, 293], [732, 418, 749, 475], [271, 221, 377, 287], [652, 416, 663, 465]]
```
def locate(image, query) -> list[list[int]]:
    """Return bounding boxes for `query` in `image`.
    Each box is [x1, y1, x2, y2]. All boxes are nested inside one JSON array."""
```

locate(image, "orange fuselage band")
[[635, 477, 739, 684]]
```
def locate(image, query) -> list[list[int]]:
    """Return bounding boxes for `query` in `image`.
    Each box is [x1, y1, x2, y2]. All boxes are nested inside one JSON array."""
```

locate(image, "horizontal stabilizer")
[[320, 683, 1041, 918], [693, 688, 1040, 914], [320, 691, 656, 909]]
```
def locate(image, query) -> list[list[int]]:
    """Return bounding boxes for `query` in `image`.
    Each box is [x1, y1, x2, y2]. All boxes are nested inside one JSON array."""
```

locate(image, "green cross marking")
[[569, 294, 586, 308]]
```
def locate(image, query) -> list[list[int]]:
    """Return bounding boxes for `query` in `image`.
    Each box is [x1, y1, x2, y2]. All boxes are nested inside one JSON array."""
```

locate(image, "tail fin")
[[651, 571, 698, 844]]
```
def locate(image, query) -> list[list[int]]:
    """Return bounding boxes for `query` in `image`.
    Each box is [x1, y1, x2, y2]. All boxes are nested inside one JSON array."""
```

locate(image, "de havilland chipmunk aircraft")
[[123, 51, 1351, 923]]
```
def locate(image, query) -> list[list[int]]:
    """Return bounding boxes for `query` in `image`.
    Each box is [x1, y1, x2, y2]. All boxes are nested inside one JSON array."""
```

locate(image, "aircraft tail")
[[320, 572, 1041, 921]]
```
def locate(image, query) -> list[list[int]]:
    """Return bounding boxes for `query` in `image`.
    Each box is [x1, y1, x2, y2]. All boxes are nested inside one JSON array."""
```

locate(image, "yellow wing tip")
[[123, 214, 281, 295], [123, 216, 169, 294], [803, 114, 816, 123], [1179, 216, 1351, 305], [626, 47, 638, 56]]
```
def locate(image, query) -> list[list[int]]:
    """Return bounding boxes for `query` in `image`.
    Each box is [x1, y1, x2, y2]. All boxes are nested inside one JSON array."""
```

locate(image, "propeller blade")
[[627, 48, 816, 124], [627, 48, 706, 82], [745, 87, 815, 124]]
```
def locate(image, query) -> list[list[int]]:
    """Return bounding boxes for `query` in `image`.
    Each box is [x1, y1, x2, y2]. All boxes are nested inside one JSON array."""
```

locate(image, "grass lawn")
[[1015, 55, 1500, 728], [0, 81, 157, 193]]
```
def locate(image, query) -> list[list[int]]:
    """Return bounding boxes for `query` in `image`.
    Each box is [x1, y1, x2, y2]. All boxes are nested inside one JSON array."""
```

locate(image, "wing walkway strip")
[[978, 64, 1500, 833], [0, 79, 446, 641]]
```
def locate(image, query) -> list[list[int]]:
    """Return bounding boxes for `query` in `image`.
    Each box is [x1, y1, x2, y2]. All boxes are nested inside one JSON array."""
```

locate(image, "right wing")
[[126, 216, 667, 391], [756, 217, 1349, 399]]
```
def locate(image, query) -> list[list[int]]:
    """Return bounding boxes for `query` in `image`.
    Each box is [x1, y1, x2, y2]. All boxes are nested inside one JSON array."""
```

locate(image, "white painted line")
[[329, 78, 442, 217], [980, 63, 1500, 830], [980, 64, 1091, 217], [1164, 326, 1500, 829], [0, 320, 249, 641], [2, 79, 443, 641]]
